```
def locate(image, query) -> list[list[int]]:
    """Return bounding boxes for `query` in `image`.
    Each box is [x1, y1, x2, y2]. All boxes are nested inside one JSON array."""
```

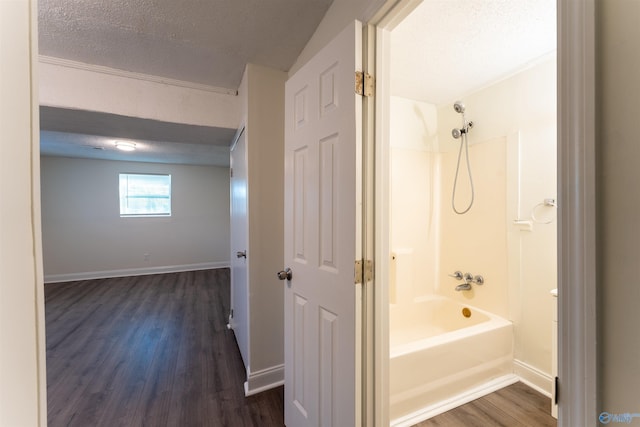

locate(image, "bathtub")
[[389, 296, 514, 425]]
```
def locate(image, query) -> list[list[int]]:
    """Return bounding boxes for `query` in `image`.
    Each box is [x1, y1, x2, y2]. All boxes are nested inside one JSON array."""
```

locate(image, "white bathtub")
[[389, 296, 514, 425]]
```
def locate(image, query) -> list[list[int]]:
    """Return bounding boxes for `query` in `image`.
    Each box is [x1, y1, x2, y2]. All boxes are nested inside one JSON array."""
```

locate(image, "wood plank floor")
[[46, 269, 556, 427], [45, 269, 284, 427], [414, 382, 557, 427]]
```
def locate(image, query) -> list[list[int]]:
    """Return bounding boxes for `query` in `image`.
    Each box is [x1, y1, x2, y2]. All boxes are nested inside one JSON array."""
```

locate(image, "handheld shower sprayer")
[[451, 121, 474, 139], [451, 101, 475, 214], [451, 101, 473, 138]]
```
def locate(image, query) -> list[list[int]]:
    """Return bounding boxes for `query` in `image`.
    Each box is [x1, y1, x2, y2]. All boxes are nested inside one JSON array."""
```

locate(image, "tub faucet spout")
[[455, 283, 472, 291]]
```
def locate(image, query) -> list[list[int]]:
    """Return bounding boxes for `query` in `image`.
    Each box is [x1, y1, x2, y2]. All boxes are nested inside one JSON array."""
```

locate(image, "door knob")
[[236, 250, 246, 258], [277, 268, 292, 281]]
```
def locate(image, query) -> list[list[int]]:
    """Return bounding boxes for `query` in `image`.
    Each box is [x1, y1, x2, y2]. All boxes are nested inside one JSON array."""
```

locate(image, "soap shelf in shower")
[[512, 220, 533, 232]]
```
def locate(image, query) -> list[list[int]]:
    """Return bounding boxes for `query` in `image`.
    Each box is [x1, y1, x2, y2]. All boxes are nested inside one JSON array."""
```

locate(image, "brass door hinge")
[[355, 71, 374, 97], [364, 260, 373, 282], [355, 260, 362, 284], [354, 259, 374, 284]]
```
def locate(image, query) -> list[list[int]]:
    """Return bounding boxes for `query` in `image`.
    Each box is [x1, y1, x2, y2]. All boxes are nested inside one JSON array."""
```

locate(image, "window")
[[119, 173, 171, 217]]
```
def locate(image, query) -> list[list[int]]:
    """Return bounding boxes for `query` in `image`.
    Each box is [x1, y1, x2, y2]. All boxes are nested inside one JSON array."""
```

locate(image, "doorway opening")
[[373, 1, 558, 425]]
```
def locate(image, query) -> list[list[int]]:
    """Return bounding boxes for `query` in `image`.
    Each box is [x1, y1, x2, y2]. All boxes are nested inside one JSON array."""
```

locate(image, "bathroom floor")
[[413, 382, 556, 427]]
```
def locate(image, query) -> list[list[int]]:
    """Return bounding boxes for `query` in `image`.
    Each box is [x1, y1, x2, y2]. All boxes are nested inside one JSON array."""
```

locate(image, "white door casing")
[[284, 21, 363, 427], [230, 127, 249, 368]]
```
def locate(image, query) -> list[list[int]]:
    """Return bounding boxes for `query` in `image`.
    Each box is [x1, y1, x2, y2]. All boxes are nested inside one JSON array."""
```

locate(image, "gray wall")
[[41, 156, 230, 281], [597, 0, 640, 415]]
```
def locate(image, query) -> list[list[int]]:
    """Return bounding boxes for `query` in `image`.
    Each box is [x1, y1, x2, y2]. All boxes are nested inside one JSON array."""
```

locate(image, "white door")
[[283, 21, 363, 427], [230, 128, 249, 367]]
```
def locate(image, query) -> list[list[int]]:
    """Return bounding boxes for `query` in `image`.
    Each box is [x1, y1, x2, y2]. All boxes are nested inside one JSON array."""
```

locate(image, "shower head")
[[453, 101, 465, 114], [452, 128, 462, 139]]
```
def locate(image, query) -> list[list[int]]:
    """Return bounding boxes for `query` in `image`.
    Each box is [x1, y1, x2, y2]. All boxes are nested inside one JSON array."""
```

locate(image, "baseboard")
[[44, 262, 230, 283], [244, 364, 285, 397], [513, 359, 553, 398], [391, 374, 519, 427]]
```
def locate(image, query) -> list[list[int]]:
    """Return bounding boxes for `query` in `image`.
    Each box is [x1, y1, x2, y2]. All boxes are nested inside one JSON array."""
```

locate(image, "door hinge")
[[230, 167, 233, 178], [364, 260, 373, 282], [354, 259, 374, 284], [355, 71, 374, 97], [355, 260, 363, 284], [554, 376, 559, 404]]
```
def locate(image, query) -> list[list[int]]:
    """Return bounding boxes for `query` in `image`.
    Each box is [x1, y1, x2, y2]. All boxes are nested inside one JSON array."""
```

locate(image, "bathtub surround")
[[389, 55, 557, 422], [438, 136, 509, 317], [389, 97, 440, 299]]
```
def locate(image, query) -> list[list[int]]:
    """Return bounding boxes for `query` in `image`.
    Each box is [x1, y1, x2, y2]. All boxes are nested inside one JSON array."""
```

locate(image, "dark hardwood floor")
[[46, 269, 556, 427], [45, 269, 284, 427], [414, 382, 557, 427]]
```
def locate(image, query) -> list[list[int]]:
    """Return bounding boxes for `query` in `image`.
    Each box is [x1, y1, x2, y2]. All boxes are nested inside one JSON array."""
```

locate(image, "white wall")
[[289, 0, 387, 75], [41, 156, 230, 282], [390, 57, 557, 391], [598, 0, 640, 414], [245, 64, 286, 374], [40, 58, 241, 129], [437, 137, 510, 317], [0, 0, 46, 425], [233, 63, 286, 393], [389, 97, 439, 303]]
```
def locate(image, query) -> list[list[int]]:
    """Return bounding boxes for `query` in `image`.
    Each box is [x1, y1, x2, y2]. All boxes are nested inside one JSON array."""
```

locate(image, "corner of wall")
[[289, 0, 388, 75], [244, 63, 286, 372]]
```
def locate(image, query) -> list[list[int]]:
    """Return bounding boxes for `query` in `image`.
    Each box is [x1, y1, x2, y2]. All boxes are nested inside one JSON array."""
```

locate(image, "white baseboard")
[[391, 374, 519, 427], [244, 364, 285, 396], [390, 360, 553, 427], [513, 359, 553, 398], [44, 262, 230, 283]]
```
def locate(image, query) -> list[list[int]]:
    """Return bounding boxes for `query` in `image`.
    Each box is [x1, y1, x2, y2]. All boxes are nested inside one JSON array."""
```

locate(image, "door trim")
[[369, 0, 597, 425], [230, 125, 246, 153], [557, 0, 597, 425]]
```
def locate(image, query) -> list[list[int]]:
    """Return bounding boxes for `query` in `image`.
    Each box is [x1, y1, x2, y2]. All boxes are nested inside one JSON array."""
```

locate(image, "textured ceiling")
[[39, 0, 334, 90], [38, 0, 555, 166], [38, 0, 334, 166], [391, 0, 556, 105]]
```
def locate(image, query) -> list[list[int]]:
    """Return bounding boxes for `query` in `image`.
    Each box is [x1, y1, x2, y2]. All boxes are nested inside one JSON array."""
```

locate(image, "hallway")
[[45, 269, 283, 426]]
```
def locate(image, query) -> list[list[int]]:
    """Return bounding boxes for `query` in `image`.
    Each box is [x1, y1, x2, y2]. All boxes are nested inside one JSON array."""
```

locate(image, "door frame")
[[229, 125, 249, 366], [24, 0, 597, 425], [367, 0, 597, 426], [557, 0, 597, 425]]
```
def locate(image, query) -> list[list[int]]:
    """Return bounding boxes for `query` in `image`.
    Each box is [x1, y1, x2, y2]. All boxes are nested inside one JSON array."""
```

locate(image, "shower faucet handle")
[[463, 272, 474, 282], [449, 271, 464, 280]]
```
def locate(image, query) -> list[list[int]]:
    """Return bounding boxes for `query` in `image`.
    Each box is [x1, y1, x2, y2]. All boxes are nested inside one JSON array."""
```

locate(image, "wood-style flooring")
[[46, 268, 556, 427], [45, 269, 283, 427], [414, 382, 557, 427]]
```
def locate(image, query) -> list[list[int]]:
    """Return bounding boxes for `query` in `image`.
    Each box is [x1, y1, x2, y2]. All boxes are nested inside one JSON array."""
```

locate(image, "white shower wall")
[[438, 136, 509, 318], [390, 55, 557, 391], [389, 98, 440, 302]]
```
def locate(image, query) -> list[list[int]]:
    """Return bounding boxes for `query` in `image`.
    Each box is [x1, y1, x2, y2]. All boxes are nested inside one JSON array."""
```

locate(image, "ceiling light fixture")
[[115, 141, 136, 152]]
